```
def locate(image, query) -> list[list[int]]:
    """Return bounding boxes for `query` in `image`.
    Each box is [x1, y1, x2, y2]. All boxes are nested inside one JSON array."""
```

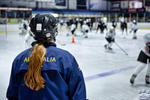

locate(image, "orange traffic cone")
[[72, 36, 75, 43]]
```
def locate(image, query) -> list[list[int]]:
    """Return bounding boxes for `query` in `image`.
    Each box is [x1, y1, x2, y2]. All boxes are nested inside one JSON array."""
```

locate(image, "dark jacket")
[[7, 43, 86, 100]]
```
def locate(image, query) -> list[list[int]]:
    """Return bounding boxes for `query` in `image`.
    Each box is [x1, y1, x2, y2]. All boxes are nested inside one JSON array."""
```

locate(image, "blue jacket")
[[6, 43, 86, 100]]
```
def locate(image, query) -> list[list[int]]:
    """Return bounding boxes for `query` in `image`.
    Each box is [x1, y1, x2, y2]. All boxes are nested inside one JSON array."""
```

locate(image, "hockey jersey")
[[82, 24, 89, 32], [131, 23, 138, 30], [71, 24, 76, 31], [105, 31, 116, 39]]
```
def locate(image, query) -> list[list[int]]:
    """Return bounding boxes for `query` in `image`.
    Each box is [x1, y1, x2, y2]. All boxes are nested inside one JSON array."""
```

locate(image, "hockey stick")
[[114, 42, 128, 55]]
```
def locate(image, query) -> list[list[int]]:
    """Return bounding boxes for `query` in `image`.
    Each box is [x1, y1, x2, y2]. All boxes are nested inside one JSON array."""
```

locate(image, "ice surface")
[[0, 24, 150, 100]]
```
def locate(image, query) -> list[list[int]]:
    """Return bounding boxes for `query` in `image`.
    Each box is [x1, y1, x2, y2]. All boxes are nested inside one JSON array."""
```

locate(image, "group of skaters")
[[120, 18, 138, 39], [58, 17, 114, 38], [58, 17, 138, 37], [19, 17, 139, 51], [58, 18, 92, 38]]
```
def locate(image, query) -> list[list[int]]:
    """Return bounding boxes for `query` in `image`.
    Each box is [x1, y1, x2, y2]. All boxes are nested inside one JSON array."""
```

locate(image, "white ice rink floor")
[[0, 24, 150, 100]]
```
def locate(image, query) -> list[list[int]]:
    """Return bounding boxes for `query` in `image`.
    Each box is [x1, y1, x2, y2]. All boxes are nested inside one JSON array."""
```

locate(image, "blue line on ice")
[[85, 66, 136, 81]]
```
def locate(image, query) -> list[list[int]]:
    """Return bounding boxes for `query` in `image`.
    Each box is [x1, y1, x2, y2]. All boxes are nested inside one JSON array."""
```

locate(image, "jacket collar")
[[31, 41, 56, 47]]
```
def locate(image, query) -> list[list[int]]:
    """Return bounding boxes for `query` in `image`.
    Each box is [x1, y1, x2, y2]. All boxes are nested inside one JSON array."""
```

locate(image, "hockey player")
[[70, 22, 76, 36], [120, 18, 128, 37], [24, 30, 35, 48], [112, 20, 117, 34], [90, 18, 95, 32], [86, 18, 92, 32], [96, 20, 101, 33], [60, 19, 64, 26], [97, 20, 107, 34], [66, 18, 73, 36], [130, 33, 150, 85], [23, 22, 27, 30], [112, 20, 117, 29], [58, 19, 64, 34], [6, 14, 86, 100], [82, 21, 90, 38], [130, 20, 138, 39], [74, 18, 78, 29], [19, 20, 28, 36], [104, 27, 116, 50], [79, 18, 84, 28]]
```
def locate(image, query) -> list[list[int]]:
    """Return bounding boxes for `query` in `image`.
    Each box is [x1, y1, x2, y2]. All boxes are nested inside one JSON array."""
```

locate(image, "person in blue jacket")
[[6, 14, 86, 100]]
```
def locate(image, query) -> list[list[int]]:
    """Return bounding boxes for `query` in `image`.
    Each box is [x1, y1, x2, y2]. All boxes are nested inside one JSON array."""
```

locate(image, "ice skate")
[[133, 36, 137, 39], [145, 75, 150, 84], [105, 45, 115, 54], [108, 47, 112, 50], [104, 44, 108, 49], [130, 74, 136, 85], [84, 35, 88, 38]]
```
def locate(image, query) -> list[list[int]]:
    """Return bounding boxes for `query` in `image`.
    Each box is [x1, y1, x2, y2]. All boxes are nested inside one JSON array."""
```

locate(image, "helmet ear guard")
[[29, 14, 57, 41]]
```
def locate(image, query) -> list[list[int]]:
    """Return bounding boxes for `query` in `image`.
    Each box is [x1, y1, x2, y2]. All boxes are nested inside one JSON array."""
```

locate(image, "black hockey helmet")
[[29, 14, 57, 41]]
